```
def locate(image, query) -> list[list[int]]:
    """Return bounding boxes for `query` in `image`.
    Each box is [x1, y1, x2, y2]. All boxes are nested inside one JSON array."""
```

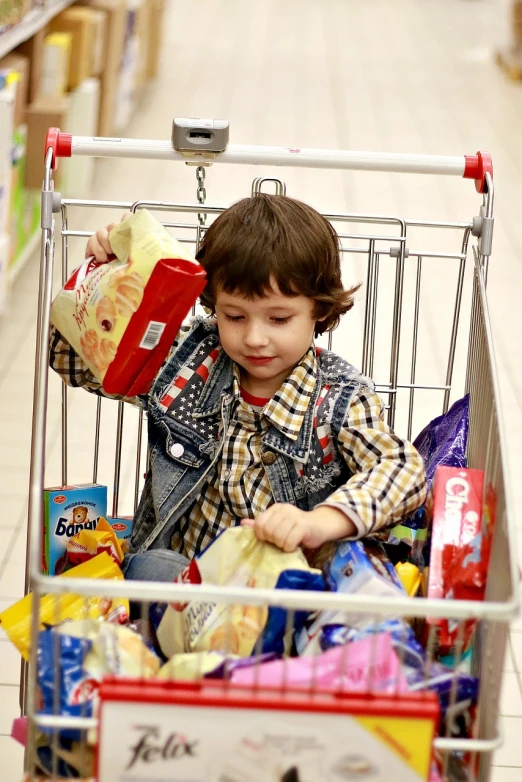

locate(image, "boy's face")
[[215, 283, 318, 397]]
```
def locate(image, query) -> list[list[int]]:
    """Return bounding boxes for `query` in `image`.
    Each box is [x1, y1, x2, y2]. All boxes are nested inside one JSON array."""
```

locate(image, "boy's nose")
[[244, 322, 269, 348]]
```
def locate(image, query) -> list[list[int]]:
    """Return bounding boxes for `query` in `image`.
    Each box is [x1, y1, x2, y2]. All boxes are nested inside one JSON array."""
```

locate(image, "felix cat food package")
[[43, 484, 107, 575], [50, 209, 207, 396]]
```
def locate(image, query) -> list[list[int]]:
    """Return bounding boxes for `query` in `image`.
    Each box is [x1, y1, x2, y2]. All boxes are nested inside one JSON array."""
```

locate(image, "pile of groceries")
[[0, 212, 497, 780]]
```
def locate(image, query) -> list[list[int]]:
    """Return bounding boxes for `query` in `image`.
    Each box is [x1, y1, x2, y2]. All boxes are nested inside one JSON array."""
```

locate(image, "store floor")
[[1, 0, 522, 779]]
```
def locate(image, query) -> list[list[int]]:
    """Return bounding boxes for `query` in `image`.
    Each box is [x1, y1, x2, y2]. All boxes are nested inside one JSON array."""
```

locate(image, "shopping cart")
[[19, 123, 518, 782]]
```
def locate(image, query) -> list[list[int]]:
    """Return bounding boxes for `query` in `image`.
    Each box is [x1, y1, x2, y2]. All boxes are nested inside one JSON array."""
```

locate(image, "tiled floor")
[[1, 0, 522, 779]]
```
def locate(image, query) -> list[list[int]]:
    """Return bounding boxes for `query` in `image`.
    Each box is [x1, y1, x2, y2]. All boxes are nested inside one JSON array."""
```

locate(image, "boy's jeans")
[[122, 550, 189, 582]]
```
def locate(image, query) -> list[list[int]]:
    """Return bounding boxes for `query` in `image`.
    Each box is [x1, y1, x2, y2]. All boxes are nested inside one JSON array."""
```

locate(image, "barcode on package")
[[140, 321, 166, 350]]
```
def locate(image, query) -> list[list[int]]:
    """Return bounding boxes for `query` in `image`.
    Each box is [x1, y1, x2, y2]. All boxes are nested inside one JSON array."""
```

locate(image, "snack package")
[[107, 515, 133, 545], [395, 561, 421, 596], [296, 539, 404, 656], [43, 483, 107, 575], [155, 526, 324, 659], [50, 209, 207, 396], [426, 466, 487, 655], [38, 621, 160, 740], [320, 619, 425, 670], [317, 622, 479, 736], [231, 632, 409, 694], [0, 553, 129, 659], [388, 395, 469, 557], [59, 517, 126, 572], [157, 651, 279, 681]]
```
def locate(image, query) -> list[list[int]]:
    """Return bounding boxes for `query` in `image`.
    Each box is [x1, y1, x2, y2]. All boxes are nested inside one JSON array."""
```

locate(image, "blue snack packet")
[[325, 539, 405, 595], [295, 540, 404, 656], [261, 568, 326, 655], [37, 628, 96, 740]]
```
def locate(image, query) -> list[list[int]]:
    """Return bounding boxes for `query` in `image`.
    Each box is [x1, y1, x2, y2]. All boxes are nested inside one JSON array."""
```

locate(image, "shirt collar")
[[232, 346, 317, 441]]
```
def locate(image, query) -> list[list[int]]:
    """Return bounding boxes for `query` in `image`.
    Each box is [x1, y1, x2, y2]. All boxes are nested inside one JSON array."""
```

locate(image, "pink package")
[[231, 632, 409, 694]]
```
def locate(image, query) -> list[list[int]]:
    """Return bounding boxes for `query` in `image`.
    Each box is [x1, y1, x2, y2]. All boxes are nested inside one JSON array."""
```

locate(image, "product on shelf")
[[61, 77, 100, 197], [43, 483, 108, 575], [0, 51, 29, 127], [40, 32, 72, 99], [8, 124, 39, 269], [0, 80, 14, 237], [15, 28, 45, 103], [25, 94, 70, 189], [146, 0, 165, 79], [81, 0, 128, 137], [50, 7, 100, 90], [0, 0, 32, 31], [0, 232, 8, 314]]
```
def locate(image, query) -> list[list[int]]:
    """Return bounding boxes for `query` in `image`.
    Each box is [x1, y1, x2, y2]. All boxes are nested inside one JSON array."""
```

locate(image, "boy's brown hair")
[[195, 194, 359, 334]]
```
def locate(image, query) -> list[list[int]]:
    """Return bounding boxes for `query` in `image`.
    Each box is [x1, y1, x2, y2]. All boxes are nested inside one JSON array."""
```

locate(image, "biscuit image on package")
[[94, 338, 117, 371], [95, 296, 116, 333], [209, 622, 240, 655], [113, 272, 144, 317], [79, 328, 99, 363]]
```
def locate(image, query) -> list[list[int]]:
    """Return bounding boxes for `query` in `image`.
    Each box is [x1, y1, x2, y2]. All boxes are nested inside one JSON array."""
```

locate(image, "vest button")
[[170, 443, 185, 458], [261, 451, 277, 466]]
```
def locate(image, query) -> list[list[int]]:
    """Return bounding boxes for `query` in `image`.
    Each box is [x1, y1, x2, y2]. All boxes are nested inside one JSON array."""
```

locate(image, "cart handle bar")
[[45, 128, 493, 194]]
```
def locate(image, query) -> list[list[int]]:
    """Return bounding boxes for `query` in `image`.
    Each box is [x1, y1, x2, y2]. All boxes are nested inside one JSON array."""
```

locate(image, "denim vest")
[[131, 320, 373, 553]]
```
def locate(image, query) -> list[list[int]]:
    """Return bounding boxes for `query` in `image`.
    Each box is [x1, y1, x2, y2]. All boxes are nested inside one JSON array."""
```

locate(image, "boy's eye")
[[272, 316, 292, 324], [224, 314, 244, 322]]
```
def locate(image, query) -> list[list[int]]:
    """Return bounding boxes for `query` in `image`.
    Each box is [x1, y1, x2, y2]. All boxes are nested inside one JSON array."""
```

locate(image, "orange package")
[[50, 209, 207, 396]]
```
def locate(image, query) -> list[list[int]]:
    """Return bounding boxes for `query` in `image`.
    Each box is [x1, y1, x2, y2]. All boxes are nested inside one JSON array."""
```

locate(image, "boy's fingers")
[[282, 525, 303, 553], [85, 236, 110, 263], [240, 518, 255, 528]]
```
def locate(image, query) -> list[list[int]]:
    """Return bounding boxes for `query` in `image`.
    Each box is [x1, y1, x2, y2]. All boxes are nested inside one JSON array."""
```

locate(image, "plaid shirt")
[[49, 327, 426, 558]]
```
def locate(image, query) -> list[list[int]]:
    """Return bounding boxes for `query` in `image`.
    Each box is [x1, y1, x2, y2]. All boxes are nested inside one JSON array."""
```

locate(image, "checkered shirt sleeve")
[[48, 324, 141, 405], [49, 324, 193, 406], [320, 388, 426, 536]]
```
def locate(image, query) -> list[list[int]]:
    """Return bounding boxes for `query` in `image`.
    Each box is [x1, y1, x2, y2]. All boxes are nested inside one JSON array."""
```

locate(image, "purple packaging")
[[388, 394, 469, 560]]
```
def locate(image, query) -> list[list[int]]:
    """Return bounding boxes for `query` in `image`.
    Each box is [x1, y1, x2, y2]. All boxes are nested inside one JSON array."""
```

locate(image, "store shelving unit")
[[0, 1, 76, 59]]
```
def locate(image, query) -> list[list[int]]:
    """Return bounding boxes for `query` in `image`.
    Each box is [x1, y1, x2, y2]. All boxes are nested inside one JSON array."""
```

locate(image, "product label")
[[44, 485, 107, 575], [98, 692, 436, 782]]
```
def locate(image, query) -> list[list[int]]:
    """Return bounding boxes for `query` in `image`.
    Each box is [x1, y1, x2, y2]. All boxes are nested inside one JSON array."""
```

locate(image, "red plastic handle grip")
[[463, 151, 493, 194], [45, 127, 72, 170]]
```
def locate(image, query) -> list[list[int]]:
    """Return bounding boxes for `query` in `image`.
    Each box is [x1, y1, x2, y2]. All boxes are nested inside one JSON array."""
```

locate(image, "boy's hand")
[[241, 504, 356, 553], [85, 211, 131, 263]]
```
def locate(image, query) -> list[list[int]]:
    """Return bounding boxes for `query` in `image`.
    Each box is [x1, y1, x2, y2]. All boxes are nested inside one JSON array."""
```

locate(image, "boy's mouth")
[[244, 355, 276, 366]]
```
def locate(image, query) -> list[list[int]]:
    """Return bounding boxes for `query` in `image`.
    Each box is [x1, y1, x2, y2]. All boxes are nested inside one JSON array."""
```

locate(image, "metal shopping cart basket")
[[18, 122, 519, 782]]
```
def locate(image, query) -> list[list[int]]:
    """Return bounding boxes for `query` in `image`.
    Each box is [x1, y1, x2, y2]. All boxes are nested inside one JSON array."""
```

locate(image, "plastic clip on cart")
[[19, 120, 517, 782]]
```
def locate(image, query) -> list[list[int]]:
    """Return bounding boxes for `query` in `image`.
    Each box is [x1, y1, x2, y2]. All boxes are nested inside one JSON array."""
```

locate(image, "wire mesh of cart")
[[17, 126, 518, 782]]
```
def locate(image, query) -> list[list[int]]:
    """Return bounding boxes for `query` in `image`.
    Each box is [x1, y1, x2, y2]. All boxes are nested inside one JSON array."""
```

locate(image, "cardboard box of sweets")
[[25, 95, 70, 189], [77, 0, 128, 137], [50, 6, 106, 90], [15, 28, 45, 104]]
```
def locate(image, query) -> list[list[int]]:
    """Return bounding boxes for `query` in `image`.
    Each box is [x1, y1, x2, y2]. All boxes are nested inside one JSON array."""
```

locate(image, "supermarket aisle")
[[1, 0, 522, 779]]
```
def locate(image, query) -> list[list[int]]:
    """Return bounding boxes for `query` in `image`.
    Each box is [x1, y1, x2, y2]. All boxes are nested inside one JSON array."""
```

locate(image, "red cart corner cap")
[[463, 151, 493, 194], [45, 128, 72, 170]]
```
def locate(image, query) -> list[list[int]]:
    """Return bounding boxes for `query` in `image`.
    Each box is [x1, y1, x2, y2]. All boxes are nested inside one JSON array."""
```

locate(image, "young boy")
[[50, 194, 425, 580]]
